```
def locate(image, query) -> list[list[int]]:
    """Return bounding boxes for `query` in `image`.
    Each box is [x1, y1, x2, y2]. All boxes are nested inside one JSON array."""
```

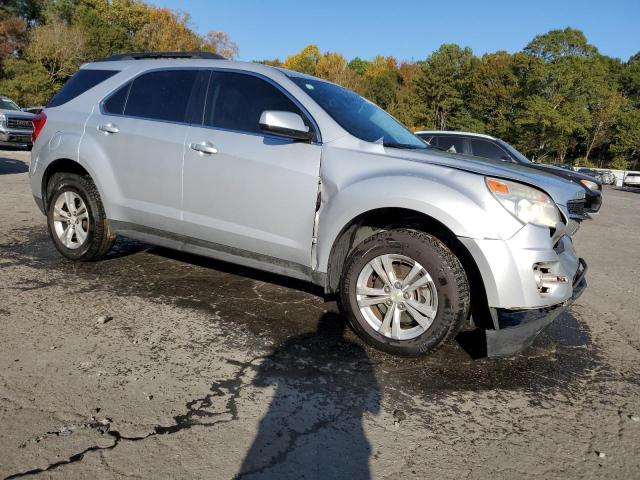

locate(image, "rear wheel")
[[46, 173, 115, 261], [339, 229, 470, 356]]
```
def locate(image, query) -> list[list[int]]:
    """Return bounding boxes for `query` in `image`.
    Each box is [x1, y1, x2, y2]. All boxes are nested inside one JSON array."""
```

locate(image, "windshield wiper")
[[382, 142, 425, 150]]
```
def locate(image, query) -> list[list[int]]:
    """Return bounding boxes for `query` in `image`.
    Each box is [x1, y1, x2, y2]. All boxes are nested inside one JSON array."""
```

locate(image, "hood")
[[530, 163, 602, 185], [395, 148, 586, 207], [0, 109, 35, 119]]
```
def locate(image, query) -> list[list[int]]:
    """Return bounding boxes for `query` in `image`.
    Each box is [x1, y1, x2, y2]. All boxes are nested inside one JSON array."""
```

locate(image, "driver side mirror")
[[259, 111, 314, 141]]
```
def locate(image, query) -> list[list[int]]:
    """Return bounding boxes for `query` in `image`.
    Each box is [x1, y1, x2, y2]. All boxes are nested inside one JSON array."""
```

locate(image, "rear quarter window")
[[48, 69, 119, 108]]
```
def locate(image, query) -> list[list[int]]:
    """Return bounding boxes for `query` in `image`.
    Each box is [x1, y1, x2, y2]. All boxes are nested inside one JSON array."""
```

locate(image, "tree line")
[[1, 1, 638, 169]]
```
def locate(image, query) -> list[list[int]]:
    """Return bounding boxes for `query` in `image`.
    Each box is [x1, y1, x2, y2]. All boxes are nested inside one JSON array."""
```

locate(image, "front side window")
[[471, 139, 510, 161], [124, 70, 201, 123], [0, 98, 21, 111], [48, 69, 118, 108], [204, 72, 304, 134], [288, 75, 425, 149], [496, 139, 531, 164]]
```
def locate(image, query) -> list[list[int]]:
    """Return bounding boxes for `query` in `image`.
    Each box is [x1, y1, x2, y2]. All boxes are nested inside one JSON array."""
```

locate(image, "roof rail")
[[96, 51, 226, 62]]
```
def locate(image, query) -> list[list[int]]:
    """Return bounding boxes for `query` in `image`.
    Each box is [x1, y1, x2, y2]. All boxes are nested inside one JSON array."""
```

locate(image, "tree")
[[0, 15, 26, 60], [25, 18, 88, 87], [132, 8, 200, 52], [468, 51, 519, 139], [414, 44, 477, 130], [201, 30, 239, 59], [361, 56, 400, 110], [524, 27, 597, 61], [610, 107, 640, 170], [283, 45, 321, 75]]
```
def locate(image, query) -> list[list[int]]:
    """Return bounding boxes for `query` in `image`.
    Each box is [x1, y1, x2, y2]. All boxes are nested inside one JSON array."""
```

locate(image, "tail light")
[[32, 112, 47, 143]]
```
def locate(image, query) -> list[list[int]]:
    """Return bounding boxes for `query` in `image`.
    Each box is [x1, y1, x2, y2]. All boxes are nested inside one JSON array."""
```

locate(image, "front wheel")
[[339, 229, 470, 357], [46, 173, 115, 261]]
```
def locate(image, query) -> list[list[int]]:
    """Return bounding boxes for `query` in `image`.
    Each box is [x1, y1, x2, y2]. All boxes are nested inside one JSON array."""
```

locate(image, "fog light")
[[533, 262, 568, 294]]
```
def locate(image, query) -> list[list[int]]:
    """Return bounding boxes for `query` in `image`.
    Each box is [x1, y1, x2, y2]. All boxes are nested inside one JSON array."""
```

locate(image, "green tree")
[[414, 44, 478, 130]]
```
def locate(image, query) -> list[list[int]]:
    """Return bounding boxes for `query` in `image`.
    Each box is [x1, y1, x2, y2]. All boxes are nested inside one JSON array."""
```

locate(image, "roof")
[[95, 51, 226, 62], [414, 130, 498, 141]]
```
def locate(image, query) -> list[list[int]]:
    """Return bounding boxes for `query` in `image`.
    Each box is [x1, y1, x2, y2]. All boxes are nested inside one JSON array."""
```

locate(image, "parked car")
[[623, 172, 640, 188], [29, 52, 588, 357], [416, 131, 603, 215], [0, 95, 34, 149], [577, 168, 617, 186]]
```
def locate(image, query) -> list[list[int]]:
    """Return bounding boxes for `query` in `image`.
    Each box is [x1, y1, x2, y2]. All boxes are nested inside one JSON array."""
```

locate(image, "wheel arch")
[[41, 158, 92, 212], [325, 207, 492, 328]]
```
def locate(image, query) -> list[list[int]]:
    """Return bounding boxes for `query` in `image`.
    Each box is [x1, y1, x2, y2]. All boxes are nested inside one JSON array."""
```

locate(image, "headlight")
[[580, 179, 599, 191], [486, 177, 562, 228], [0, 114, 6, 127]]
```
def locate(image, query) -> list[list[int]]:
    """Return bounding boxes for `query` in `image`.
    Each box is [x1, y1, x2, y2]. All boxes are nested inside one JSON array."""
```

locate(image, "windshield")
[[0, 98, 21, 111], [497, 139, 531, 164], [288, 75, 426, 149]]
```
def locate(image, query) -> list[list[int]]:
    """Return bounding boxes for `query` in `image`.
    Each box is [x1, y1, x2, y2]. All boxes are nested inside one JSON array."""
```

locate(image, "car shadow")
[[0, 156, 29, 175], [235, 312, 380, 479]]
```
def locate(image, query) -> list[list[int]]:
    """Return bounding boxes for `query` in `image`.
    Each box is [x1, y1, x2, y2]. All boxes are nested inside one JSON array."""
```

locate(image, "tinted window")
[[471, 139, 509, 161], [125, 70, 201, 123], [204, 72, 302, 134], [435, 136, 465, 154], [103, 82, 130, 115], [48, 69, 118, 108], [289, 75, 425, 149]]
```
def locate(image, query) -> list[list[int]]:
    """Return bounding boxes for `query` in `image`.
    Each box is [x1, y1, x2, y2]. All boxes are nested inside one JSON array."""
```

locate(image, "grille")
[[567, 199, 585, 216], [6, 117, 34, 130]]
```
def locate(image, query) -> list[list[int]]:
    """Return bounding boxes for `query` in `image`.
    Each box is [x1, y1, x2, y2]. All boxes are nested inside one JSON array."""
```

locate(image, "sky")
[[150, 0, 639, 62]]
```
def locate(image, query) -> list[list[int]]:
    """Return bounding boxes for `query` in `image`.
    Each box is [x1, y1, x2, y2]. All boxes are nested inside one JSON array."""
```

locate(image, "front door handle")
[[98, 123, 119, 134], [189, 142, 218, 155]]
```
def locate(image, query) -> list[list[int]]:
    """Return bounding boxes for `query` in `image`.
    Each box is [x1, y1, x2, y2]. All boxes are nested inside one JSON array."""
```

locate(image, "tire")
[[339, 229, 470, 357], [46, 172, 115, 261]]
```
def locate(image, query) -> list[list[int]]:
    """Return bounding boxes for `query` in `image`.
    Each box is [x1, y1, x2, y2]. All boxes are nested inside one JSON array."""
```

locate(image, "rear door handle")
[[189, 142, 218, 155], [98, 123, 119, 134]]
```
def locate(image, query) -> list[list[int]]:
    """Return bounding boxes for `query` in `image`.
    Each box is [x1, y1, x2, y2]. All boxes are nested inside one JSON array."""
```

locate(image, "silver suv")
[[29, 52, 587, 357]]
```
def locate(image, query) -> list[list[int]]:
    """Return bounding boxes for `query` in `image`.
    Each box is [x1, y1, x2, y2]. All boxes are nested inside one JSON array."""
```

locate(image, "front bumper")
[[485, 258, 587, 357], [0, 129, 32, 147], [584, 190, 602, 213]]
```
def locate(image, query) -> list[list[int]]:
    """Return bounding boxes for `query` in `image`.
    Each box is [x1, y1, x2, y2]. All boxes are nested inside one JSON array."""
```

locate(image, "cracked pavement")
[[1, 150, 639, 479]]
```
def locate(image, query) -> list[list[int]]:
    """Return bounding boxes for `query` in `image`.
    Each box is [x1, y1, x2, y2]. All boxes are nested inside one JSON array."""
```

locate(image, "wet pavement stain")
[[0, 229, 603, 405]]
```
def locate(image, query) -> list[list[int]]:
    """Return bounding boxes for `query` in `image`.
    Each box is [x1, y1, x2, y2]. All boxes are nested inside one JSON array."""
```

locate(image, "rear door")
[[83, 69, 207, 234], [432, 135, 467, 154], [182, 70, 322, 267]]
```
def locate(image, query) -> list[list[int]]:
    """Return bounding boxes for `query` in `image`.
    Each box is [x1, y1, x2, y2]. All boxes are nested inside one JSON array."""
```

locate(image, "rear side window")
[[434, 136, 465, 154], [470, 139, 509, 161], [124, 70, 201, 123], [103, 83, 130, 115], [204, 72, 303, 134], [48, 69, 118, 108]]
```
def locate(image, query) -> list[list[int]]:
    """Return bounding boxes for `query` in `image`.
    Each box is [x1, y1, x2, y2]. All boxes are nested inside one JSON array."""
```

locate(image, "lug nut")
[[385, 299, 393, 306], [398, 303, 405, 310], [383, 285, 391, 293], [394, 281, 402, 289], [403, 292, 410, 300]]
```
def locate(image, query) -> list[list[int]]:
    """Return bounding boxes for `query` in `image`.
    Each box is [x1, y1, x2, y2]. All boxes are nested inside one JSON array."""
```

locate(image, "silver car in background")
[[0, 95, 34, 149], [29, 52, 587, 357]]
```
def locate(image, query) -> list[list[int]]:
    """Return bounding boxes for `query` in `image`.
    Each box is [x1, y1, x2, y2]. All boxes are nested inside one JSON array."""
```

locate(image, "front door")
[[182, 71, 322, 268]]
